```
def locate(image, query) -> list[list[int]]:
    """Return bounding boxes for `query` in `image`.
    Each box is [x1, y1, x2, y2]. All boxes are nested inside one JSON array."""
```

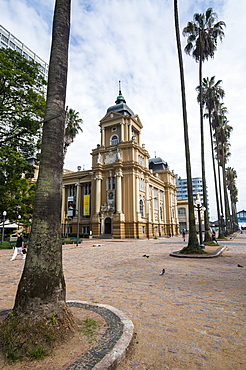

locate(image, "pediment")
[[100, 111, 124, 124]]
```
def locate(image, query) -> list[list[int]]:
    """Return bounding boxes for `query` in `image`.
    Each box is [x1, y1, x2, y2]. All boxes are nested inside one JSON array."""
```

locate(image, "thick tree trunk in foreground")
[[14, 0, 71, 319], [174, 0, 199, 249]]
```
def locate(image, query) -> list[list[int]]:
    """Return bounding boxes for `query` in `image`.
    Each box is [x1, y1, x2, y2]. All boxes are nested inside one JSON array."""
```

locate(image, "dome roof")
[[106, 82, 134, 116], [149, 157, 168, 171]]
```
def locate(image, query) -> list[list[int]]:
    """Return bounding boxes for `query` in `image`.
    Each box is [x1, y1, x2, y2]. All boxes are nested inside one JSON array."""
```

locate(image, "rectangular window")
[[107, 177, 116, 190], [84, 183, 91, 195], [82, 226, 90, 234], [68, 185, 76, 197], [1, 34, 8, 43]]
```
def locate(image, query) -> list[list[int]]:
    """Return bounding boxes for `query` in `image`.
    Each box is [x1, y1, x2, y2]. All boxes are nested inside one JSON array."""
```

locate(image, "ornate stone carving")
[[100, 203, 115, 213]]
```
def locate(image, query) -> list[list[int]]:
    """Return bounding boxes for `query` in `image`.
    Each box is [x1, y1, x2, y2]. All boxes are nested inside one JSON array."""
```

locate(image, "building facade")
[[176, 176, 204, 201], [62, 90, 179, 238], [176, 176, 208, 231], [0, 24, 49, 80]]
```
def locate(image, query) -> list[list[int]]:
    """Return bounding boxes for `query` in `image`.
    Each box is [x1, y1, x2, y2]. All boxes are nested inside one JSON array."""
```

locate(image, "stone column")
[[115, 172, 123, 213], [136, 175, 140, 218], [120, 122, 124, 142], [128, 123, 132, 141], [145, 180, 150, 221], [101, 127, 105, 147], [76, 182, 81, 217], [95, 175, 102, 214]]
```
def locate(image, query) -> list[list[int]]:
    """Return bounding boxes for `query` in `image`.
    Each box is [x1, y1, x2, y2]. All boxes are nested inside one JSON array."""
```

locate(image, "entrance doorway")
[[104, 217, 112, 234]]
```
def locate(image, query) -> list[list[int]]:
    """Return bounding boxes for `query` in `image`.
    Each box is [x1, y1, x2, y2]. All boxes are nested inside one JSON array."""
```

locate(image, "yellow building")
[[62, 90, 179, 238]]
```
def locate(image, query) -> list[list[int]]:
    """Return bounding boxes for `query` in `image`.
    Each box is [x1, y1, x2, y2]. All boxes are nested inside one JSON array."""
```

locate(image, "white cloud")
[[1, 0, 245, 218]]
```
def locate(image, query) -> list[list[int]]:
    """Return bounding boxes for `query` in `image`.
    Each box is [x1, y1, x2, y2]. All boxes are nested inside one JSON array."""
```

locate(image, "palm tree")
[[174, 0, 199, 250], [183, 8, 225, 242], [212, 102, 228, 233], [64, 108, 83, 158], [214, 114, 233, 235], [226, 167, 238, 231], [197, 76, 225, 237], [14, 0, 73, 328]]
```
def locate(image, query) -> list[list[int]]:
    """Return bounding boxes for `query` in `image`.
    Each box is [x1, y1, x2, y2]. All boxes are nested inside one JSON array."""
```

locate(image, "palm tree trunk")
[[209, 112, 223, 237], [14, 0, 72, 321], [199, 57, 211, 242], [221, 150, 231, 235], [174, 0, 199, 249]]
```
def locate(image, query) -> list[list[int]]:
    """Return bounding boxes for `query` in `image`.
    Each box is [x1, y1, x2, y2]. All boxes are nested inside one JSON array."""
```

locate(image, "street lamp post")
[[194, 197, 206, 249], [1, 211, 7, 243]]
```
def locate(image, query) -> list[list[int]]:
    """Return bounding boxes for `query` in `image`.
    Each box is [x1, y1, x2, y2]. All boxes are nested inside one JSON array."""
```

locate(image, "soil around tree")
[[0, 306, 107, 370]]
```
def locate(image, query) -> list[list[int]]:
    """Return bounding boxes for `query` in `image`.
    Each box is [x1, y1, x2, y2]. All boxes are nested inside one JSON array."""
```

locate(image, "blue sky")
[[1, 0, 245, 219]]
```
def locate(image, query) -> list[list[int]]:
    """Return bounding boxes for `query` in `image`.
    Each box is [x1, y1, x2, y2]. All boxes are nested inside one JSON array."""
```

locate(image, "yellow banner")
[[83, 194, 90, 216]]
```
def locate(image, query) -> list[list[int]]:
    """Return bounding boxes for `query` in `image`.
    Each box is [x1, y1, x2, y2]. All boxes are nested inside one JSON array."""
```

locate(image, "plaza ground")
[[0, 232, 245, 369]]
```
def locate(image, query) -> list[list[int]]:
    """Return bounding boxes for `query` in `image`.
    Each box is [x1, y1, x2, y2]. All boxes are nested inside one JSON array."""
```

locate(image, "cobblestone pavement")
[[0, 232, 245, 369]]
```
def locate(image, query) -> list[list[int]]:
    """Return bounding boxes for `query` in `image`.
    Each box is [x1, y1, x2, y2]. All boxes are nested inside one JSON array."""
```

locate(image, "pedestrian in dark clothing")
[[212, 230, 218, 244], [10, 233, 26, 261], [182, 229, 186, 242]]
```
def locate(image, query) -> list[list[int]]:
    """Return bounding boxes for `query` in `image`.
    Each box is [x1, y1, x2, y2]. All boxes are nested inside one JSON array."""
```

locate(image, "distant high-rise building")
[[176, 175, 208, 231], [0, 24, 48, 80], [176, 175, 205, 202]]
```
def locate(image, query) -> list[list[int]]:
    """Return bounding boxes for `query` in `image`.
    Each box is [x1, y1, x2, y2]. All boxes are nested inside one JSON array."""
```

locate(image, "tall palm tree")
[[212, 102, 228, 233], [197, 76, 225, 237], [64, 108, 83, 158], [214, 115, 232, 235], [183, 8, 225, 242], [174, 0, 199, 250], [14, 0, 73, 327], [226, 167, 238, 231]]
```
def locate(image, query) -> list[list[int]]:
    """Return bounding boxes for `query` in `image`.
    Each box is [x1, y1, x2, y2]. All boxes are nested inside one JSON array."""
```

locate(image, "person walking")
[[182, 229, 186, 242], [10, 233, 26, 261], [212, 229, 218, 244]]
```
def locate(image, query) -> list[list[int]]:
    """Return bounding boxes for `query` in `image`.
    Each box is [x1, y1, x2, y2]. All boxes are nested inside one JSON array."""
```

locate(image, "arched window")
[[110, 135, 119, 145], [139, 199, 144, 218]]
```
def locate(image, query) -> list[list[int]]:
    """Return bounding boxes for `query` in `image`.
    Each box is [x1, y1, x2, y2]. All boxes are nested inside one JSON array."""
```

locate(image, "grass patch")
[[179, 246, 210, 254], [0, 242, 12, 250], [0, 311, 73, 363], [79, 317, 101, 339], [204, 241, 220, 247]]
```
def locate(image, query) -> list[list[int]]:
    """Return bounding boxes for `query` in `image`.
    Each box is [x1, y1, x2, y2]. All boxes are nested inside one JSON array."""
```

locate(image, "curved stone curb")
[[66, 300, 135, 370], [0, 301, 134, 370], [170, 246, 227, 258]]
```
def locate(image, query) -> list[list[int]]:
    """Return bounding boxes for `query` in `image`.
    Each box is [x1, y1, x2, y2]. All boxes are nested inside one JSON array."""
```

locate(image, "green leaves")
[[0, 47, 46, 222]]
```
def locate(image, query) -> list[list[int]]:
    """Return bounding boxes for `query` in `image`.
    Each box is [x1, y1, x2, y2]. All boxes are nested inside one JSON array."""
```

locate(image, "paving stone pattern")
[[0, 232, 245, 369]]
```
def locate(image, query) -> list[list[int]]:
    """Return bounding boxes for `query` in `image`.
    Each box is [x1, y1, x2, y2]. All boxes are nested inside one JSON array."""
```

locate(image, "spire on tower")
[[115, 81, 126, 104]]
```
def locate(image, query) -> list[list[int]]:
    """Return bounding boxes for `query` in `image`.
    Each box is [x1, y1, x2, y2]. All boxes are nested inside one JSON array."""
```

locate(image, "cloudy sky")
[[1, 0, 245, 220]]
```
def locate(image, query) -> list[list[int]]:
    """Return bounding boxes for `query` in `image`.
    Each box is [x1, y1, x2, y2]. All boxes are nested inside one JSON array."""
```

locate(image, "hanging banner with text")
[[83, 194, 90, 216]]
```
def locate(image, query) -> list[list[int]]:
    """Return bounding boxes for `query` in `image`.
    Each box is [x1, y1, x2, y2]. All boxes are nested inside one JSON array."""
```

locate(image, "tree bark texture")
[[199, 58, 211, 242], [174, 0, 199, 248], [14, 0, 71, 318]]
